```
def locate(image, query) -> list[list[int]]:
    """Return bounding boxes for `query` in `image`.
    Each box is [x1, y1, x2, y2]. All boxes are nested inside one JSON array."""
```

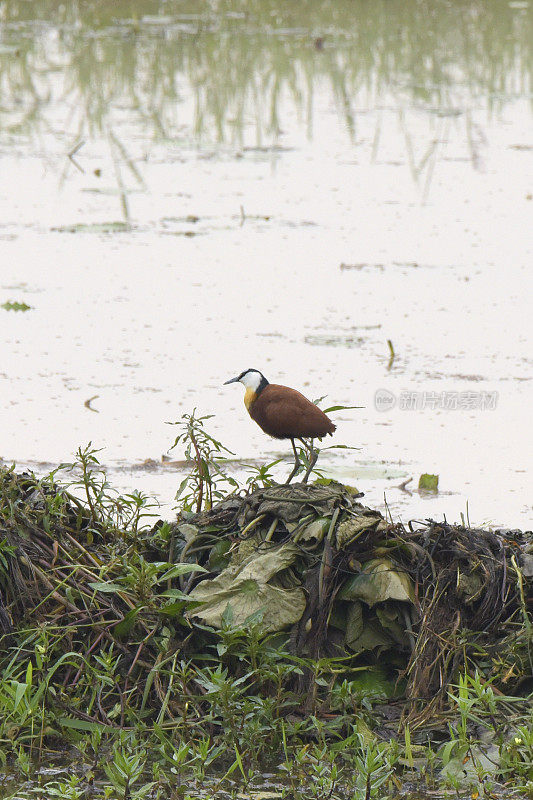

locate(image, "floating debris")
[[418, 473, 439, 492], [52, 221, 131, 233], [1, 300, 32, 311]]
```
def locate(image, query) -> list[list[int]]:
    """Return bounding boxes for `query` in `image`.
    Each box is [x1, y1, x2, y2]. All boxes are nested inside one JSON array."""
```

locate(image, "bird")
[[224, 368, 336, 484]]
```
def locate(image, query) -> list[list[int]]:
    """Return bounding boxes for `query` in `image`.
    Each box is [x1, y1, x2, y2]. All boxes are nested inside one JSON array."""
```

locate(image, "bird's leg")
[[286, 438, 301, 484], [300, 438, 318, 483]]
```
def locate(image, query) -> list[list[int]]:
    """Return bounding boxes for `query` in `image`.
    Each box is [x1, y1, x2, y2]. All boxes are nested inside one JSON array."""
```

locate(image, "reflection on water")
[[1, 0, 531, 150], [0, 0, 531, 528]]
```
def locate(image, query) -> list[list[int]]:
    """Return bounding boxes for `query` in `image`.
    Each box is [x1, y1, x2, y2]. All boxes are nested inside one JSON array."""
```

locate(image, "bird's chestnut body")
[[248, 383, 336, 440]]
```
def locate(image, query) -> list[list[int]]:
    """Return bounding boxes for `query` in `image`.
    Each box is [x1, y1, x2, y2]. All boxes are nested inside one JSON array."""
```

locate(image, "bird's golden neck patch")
[[244, 387, 256, 411]]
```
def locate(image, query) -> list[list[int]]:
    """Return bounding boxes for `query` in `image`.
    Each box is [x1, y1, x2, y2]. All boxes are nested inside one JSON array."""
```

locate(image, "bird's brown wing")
[[249, 384, 336, 439]]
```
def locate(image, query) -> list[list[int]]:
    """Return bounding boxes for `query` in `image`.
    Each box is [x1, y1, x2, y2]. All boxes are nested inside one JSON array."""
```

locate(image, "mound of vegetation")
[[0, 416, 531, 799]]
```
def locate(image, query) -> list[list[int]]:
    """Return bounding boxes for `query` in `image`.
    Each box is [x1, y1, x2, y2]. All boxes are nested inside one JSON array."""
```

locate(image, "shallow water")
[[0, 0, 531, 527]]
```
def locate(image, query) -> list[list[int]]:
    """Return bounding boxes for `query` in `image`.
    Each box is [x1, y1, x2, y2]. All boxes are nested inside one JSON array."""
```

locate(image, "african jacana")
[[224, 368, 336, 484]]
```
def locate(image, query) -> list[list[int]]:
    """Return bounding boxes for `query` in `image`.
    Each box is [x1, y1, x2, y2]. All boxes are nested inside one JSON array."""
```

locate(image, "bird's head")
[[224, 368, 268, 394]]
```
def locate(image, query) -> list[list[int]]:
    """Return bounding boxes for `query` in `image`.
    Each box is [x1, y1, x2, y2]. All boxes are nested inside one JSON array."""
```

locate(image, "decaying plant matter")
[[175, 482, 532, 722], [1, 463, 531, 732]]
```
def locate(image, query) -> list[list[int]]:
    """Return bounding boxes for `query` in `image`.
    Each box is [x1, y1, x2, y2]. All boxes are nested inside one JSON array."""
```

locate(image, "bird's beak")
[[223, 375, 240, 385]]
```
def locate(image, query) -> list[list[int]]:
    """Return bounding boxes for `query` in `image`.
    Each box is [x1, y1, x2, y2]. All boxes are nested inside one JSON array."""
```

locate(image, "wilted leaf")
[[190, 581, 305, 632], [345, 601, 364, 645], [295, 517, 330, 545], [339, 558, 415, 605], [376, 603, 411, 645], [208, 539, 231, 571], [346, 616, 394, 655], [335, 515, 386, 548], [188, 542, 306, 631], [177, 523, 199, 542], [342, 601, 414, 658]]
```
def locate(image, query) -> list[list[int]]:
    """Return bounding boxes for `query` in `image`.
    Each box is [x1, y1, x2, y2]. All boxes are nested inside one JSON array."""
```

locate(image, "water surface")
[[0, 0, 531, 526]]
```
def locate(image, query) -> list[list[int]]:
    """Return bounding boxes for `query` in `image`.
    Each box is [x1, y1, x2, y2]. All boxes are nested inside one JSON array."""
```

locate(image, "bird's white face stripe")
[[239, 370, 262, 392]]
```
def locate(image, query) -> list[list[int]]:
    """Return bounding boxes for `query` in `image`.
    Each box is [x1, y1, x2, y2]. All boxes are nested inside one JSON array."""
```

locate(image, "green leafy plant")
[[102, 735, 154, 799], [168, 410, 239, 512], [39, 774, 86, 800], [64, 444, 159, 539]]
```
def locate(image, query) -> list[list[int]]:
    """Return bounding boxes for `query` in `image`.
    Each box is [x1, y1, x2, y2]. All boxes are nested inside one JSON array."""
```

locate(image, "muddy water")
[[0, 0, 531, 527]]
